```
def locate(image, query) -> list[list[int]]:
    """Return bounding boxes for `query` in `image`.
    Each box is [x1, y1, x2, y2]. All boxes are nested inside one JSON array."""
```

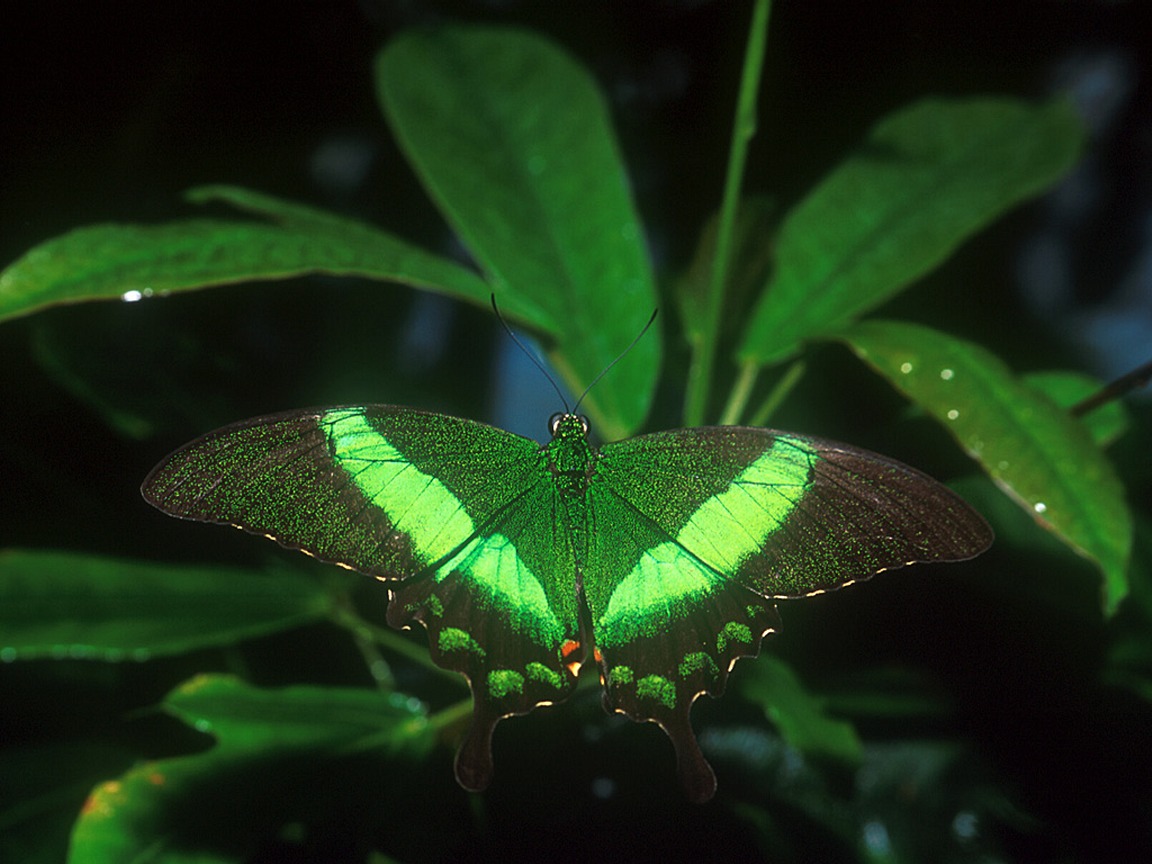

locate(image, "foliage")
[[2, 7, 1148, 863]]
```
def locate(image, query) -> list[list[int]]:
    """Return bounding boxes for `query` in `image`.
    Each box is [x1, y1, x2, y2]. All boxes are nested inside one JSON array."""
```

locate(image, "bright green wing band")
[[325, 408, 478, 567]]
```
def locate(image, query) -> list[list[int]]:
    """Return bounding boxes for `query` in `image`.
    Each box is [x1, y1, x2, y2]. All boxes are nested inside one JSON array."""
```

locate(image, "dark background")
[[2, 2, 1150, 862]]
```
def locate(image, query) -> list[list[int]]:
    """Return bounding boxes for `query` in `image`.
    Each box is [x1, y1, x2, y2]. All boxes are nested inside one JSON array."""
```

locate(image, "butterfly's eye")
[[577, 415, 590, 435], [548, 413, 566, 436]]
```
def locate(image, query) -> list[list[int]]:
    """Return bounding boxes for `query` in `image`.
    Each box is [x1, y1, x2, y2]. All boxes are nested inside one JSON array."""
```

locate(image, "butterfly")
[[142, 403, 992, 802]]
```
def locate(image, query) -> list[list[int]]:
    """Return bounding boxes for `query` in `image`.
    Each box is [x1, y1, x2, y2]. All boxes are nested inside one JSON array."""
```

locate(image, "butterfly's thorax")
[[544, 413, 597, 497]]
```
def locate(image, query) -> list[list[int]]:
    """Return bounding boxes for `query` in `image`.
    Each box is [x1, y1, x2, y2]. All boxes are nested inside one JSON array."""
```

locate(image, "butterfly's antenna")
[[573, 307, 659, 412], [490, 294, 571, 412]]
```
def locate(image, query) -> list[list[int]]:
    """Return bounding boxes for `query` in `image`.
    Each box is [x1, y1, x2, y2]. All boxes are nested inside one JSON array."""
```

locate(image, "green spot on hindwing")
[[608, 665, 634, 686], [488, 669, 526, 699], [439, 627, 485, 658], [636, 675, 676, 710], [679, 651, 719, 678], [526, 661, 564, 691], [717, 621, 753, 653]]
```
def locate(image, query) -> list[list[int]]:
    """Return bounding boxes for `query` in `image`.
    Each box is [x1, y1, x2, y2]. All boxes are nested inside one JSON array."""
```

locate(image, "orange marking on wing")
[[561, 639, 583, 675]]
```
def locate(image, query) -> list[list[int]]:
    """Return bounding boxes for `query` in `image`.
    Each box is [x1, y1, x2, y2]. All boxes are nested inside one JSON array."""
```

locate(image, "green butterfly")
[[142, 403, 992, 801]]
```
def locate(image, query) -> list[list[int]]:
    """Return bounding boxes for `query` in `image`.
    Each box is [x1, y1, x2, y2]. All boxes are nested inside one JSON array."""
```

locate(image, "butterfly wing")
[[142, 405, 583, 791], [587, 426, 992, 801]]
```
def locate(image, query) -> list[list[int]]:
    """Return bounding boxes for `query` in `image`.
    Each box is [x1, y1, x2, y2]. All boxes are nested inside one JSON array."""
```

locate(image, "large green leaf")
[[1023, 370, 1129, 447], [68, 675, 434, 863], [839, 319, 1132, 613], [739, 98, 1083, 365], [0, 549, 343, 660], [376, 27, 659, 437], [0, 186, 498, 326]]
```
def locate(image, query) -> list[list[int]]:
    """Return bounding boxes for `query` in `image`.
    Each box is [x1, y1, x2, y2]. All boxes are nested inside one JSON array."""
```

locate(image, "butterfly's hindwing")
[[579, 440, 786, 802]]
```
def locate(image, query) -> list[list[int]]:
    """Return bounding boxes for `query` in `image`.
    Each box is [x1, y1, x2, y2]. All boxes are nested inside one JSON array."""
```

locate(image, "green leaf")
[[68, 675, 433, 863], [1023, 370, 1129, 447], [0, 549, 344, 660], [839, 319, 1132, 613], [0, 185, 496, 326], [376, 26, 659, 437], [739, 98, 1084, 365], [738, 655, 863, 764]]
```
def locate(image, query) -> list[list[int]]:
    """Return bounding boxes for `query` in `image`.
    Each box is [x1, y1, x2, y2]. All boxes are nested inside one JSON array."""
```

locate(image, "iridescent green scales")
[[142, 403, 992, 802]]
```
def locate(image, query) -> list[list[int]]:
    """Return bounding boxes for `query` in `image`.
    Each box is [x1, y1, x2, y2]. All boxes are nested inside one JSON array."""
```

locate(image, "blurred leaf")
[[739, 98, 1084, 365], [68, 674, 434, 863], [738, 655, 863, 764], [31, 322, 157, 440], [853, 741, 1023, 864], [0, 185, 494, 326], [0, 743, 133, 864], [376, 26, 659, 438], [1024, 370, 1129, 447], [839, 319, 1132, 613], [0, 549, 345, 660], [821, 667, 952, 722]]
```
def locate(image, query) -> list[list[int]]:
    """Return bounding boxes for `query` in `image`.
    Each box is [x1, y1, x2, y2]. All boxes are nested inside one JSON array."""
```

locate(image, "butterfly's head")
[[548, 412, 590, 441]]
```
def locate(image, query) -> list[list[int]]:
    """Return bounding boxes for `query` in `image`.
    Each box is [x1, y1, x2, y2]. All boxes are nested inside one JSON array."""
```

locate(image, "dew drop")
[[591, 776, 616, 799], [862, 820, 892, 856], [952, 810, 979, 841], [900, 362, 913, 374], [1034, 501, 1048, 514], [940, 368, 954, 381], [947, 409, 960, 420]]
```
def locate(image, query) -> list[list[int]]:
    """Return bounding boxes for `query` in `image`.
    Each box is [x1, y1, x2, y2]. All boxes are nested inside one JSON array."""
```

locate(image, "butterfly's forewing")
[[142, 406, 583, 791], [589, 426, 992, 801]]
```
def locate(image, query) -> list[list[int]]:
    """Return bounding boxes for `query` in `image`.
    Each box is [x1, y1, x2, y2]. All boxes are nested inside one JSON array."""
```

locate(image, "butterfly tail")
[[454, 707, 498, 792], [664, 712, 718, 803]]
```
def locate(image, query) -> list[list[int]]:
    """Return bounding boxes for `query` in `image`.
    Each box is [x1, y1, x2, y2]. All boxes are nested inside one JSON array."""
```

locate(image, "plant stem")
[[719, 360, 761, 425], [683, 0, 773, 426], [748, 360, 805, 427], [331, 603, 459, 682], [428, 698, 475, 734]]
